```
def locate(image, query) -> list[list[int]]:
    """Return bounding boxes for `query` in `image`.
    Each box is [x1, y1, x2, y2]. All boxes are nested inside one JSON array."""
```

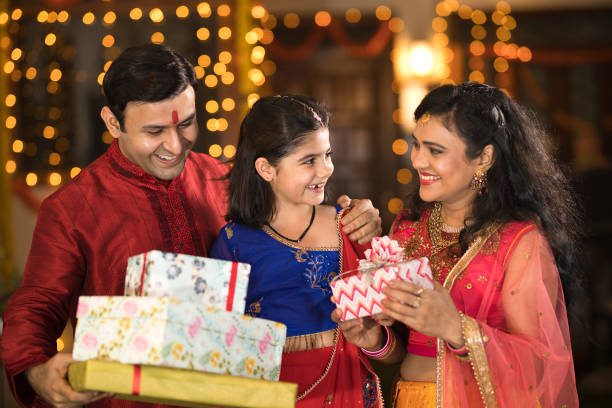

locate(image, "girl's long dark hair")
[[405, 82, 582, 305], [227, 95, 329, 227]]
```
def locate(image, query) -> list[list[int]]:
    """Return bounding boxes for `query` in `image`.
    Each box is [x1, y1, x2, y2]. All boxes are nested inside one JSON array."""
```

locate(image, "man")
[[0, 44, 381, 407]]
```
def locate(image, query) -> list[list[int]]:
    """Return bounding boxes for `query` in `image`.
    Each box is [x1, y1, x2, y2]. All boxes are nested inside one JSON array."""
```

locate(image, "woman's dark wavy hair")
[[227, 95, 329, 227], [405, 82, 582, 304], [102, 44, 197, 129]]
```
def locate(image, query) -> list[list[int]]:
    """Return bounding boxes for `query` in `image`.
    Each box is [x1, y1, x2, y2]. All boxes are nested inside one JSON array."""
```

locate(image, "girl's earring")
[[470, 168, 487, 194]]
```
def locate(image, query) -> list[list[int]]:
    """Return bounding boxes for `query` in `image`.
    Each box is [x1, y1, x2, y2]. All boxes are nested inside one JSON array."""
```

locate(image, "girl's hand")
[[331, 308, 385, 350], [381, 280, 464, 348]]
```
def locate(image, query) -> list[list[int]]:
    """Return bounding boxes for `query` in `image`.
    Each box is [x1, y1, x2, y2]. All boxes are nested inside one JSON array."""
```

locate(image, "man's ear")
[[100, 106, 122, 139], [479, 144, 495, 170], [254, 157, 275, 182]]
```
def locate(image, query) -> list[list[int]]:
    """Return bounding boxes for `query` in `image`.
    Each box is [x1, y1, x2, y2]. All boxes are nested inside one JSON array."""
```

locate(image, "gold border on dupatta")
[[435, 223, 501, 408]]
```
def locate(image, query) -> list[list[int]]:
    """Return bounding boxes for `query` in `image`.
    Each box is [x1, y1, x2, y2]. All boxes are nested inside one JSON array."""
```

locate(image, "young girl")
[[210, 95, 382, 407]]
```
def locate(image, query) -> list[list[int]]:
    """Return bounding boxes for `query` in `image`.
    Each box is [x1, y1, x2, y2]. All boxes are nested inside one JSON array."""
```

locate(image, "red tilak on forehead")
[[171, 110, 179, 125]]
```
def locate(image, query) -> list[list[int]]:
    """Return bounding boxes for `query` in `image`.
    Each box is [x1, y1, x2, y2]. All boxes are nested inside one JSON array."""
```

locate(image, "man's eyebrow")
[[140, 113, 196, 130]]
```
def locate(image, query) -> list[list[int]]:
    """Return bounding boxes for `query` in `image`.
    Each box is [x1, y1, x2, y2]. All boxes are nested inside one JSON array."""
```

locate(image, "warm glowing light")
[[471, 10, 487, 25], [37, 11, 49, 23], [49, 153, 61, 166], [26, 173, 38, 187], [11, 70, 22, 82], [496, 27, 511, 42], [12, 140, 24, 153], [517, 46, 532, 62], [1, 36, 11, 49], [432, 17, 447, 32], [345, 8, 361, 23], [70, 167, 82, 178], [197, 2, 212, 18], [44, 33, 57, 46], [245, 31, 259, 45], [82, 12, 95, 25], [505, 43, 519, 59], [497, 1, 512, 14], [176, 5, 190, 19], [492, 10, 505, 25], [432, 33, 449, 48], [503, 15, 517, 30], [57, 11, 69, 23], [198, 54, 211, 67], [471, 25, 486, 40], [103, 11, 116, 25], [392, 139, 409, 155], [4, 61, 15, 74], [97, 72, 105, 85], [262, 14, 277, 29], [102, 34, 115, 48], [219, 51, 232, 64], [11, 9, 23, 21], [0, 12, 8, 25], [284, 13, 300, 28], [251, 46, 265, 64], [209, 144, 222, 157], [468, 56, 485, 71], [5, 94, 16, 107], [222, 98, 235, 111], [25, 67, 37, 79], [469, 40, 485, 56], [149, 8, 164, 23], [387, 198, 403, 214], [436, 2, 451, 17], [252, 5, 267, 19], [469, 70, 485, 83], [218, 27, 232, 40], [197, 28, 210, 41], [247, 93, 260, 108], [217, 4, 231, 17], [218, 118, 229, 131], [314, 11, 331, 27], [47, 11, 58, 23], [221, 72, 234, 85], [5, 160, 16, 174], [129, 8, 143, 20], [5, 115, 16, 129], [375, 5, 392, 21], [204, 74, 218, 87], [194, 66, 205, 79], [494, 57, 509, 73], [213, 62, 226, 75], [43, 125, 56, 139], [104, 61, 113, 72], [206, 100, 219, 113], [396, 168, 413, 184], [47, 81, 59, 94], [207, 119, 219, 131], [248, 68, 265, 86], [223, 144, 236, 158], [10, 48, 22, 61], [49, 172, 62, 186], [151, 32, 165, 44], [388, 17, 405, 33]]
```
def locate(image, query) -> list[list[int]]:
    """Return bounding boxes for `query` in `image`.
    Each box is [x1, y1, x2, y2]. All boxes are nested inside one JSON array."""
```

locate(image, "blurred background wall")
[[1, 0, 611, 406]]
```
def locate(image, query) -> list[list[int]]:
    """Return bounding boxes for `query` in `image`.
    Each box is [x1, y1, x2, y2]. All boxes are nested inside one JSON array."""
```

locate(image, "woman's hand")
[[331, 308, 385, 350], [381, 280, 464, 348]]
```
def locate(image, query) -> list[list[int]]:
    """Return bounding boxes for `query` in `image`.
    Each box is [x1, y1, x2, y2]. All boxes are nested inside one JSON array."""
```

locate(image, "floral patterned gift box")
[[125, 250, 250, 313], [73, 296, 286, 381]]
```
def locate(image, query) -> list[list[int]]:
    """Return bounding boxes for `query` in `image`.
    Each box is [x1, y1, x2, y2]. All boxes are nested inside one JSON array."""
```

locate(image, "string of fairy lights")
[[0, 2, 267, 188]]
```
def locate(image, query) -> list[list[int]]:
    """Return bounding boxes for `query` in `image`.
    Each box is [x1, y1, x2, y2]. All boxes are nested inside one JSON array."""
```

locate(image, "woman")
[[337, 82, 579, 407]]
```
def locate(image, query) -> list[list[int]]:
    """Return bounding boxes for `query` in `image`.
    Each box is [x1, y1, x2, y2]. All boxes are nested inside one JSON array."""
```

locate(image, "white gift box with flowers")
[[331, 236, 434, 320], [72, 296, 286, 381], [124, 250, 250, 313]]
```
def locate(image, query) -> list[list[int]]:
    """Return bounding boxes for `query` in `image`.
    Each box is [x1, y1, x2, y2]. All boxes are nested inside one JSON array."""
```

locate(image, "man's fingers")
[[336, 194, 352, 209]]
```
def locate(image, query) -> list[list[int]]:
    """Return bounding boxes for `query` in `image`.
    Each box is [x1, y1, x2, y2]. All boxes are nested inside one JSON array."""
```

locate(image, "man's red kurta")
[[1, 141, 228, 407]]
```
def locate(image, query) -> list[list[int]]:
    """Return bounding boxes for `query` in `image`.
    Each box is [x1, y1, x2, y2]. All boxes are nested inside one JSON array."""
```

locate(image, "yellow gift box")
[[69, 360, 297, 408]]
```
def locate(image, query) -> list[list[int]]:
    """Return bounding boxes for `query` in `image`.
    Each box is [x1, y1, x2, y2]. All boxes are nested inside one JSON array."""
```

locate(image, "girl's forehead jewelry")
[[276, 95, 323, 124], [417, 112, 430, 126]]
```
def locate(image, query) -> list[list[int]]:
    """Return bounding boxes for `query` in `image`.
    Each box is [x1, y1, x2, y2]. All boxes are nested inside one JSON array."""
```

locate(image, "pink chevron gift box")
[[330, 236, 434, 321]]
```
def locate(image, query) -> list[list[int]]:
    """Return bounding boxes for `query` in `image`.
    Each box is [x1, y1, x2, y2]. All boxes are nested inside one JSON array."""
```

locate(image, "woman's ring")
[[415, 288, 424, 296], [412, 299, 421, 308]]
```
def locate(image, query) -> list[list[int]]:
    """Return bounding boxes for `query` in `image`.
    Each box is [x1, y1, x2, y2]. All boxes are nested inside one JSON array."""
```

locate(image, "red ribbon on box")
[[225, 262, 238, 311], [131, 365, 142, 395]]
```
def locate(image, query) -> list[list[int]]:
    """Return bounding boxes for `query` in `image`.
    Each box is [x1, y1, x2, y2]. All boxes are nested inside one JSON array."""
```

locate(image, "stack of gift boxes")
[[69, 250, 296, 407]]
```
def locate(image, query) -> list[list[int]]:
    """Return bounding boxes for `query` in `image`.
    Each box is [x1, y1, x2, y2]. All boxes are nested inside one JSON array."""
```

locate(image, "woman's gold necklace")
[[428, 202, 462, 254]]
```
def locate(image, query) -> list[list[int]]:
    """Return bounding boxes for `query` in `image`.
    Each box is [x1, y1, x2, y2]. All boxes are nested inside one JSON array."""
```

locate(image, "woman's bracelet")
[[360, 326, 396, 360], [446, 311, 469, 360]]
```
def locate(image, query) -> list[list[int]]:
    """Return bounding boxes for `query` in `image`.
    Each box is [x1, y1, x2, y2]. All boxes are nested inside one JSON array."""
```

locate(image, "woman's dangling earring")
[[470, 168, 487, 194]]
